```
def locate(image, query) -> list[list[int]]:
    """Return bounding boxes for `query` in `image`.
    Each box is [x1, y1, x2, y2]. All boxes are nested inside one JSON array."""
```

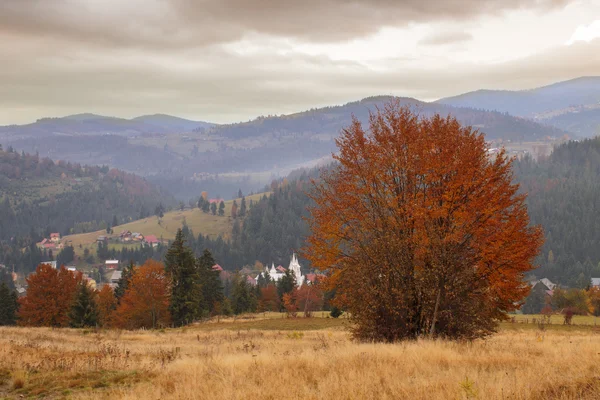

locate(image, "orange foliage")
[[282, 292, 298, 318], [305, 102, 543, 341], [18, 264, 82, 327], [97, 285, 117, 327], [258, 284, 280, 312], [112, 260, 171, 329], [294, 285, 324, 316]]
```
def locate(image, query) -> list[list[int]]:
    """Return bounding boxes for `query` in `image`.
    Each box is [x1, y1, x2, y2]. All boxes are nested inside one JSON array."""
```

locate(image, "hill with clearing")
[[64, 192, 267, 255], [0, 147, 173, 240]]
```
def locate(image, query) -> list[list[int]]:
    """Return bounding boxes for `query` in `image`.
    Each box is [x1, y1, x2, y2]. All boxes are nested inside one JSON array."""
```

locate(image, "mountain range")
[[0, 76, 598, 199]]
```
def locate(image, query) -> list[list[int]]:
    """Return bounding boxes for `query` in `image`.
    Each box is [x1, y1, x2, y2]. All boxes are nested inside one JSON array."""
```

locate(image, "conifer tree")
[[240, 196, 247, 217], [165, 229, 202, 326], [218, 201, 225, 216], [277, 269, 296, 302], [197, 249, 224, 315], [69, 282, 99, 328], [231, 274, 255, 314], [210, 202, 217, 215], [0, 282, 18, 326], [231, 200, 238, 219], [115, 261, 135, 302]]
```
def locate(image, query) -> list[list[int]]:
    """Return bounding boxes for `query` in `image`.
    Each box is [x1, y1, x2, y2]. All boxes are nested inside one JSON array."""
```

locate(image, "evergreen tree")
[[69, 282, 99, 328], [202, 200, 210, 213], [240, 196, 247, 217], [210, 202, 217, 215], [0, 282, 18, 325], [218, 201, 225, 216], [197, 249, 224, 315], [56, 245, 75, 267], [112, 215, 119, 228], [165, 229, 202, 326], [115, 261, 135, 302], [231, 200, 238, 219], [231, 274, 255, 314], [238, 189, 243, 198], [522, 283, 548, 314], [277, 269, 296, 302]]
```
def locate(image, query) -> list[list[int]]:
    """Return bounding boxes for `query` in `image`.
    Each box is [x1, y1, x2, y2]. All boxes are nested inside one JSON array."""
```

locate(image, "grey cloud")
[[0, 0, 576, 48], [0, 36, 599, 124], [419, 31, 473, 46]]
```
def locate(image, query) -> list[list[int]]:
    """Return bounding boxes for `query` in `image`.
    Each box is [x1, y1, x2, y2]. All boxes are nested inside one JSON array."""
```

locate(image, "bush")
[[330, 307, 343, 318]]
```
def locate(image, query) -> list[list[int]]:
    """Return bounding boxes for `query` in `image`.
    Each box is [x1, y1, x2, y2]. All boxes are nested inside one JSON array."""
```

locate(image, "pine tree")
[[210, 202, 217, 215], [115, 261, 135, 302], [277, 269, 296, 302], [231, 274, 255, 315], [0, 282, 18, 326], [240, 196, 247, 217], [69, 282, 99, 328], [165, 229, 202, 326], [197, 249, 224, 315], [202, 200, 210, 213], [218, 201, 225, 216]]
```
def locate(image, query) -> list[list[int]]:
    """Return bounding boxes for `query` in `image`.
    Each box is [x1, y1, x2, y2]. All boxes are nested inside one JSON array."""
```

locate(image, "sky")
[[1, 0, 600, 125]]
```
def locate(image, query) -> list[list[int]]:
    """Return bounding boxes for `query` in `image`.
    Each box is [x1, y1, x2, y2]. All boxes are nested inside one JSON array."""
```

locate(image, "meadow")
[[64, 192, 267, 258], [1, 315, 600, 399]]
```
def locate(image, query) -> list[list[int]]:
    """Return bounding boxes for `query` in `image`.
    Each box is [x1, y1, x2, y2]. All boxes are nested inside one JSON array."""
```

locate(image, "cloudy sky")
[[1, 0, 600, 125]]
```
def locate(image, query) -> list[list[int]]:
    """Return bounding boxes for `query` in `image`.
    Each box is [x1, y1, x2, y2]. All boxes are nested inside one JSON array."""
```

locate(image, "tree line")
[[2, 229, 333, 329]]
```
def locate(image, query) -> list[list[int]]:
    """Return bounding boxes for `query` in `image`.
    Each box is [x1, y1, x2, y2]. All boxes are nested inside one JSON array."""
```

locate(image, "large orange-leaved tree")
[[305, 102, 543, 342], [112, 260, 171, 329], [18, 264, 82, 327]]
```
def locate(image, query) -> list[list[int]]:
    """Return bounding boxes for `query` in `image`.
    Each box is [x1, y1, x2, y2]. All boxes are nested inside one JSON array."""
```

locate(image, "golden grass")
[[1, 317, 600, 399], [64, 192, 267, 257]]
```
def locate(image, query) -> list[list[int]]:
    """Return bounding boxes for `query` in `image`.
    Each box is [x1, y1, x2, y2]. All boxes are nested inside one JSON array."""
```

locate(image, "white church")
[[256, 253, 305, 286]]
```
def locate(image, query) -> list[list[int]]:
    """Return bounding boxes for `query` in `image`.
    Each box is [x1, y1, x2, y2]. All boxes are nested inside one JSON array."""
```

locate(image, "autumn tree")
[[294, 284, 324, 317], [258, 284, 280, 312], [18, 264, 82, 327], [306, 102, 543, 342], [69, 282, 99, 328], [97, 284, 117, 327], [112, 260, 171, 329], [165, 229, 202, 326], [282, 292, 298, 318]]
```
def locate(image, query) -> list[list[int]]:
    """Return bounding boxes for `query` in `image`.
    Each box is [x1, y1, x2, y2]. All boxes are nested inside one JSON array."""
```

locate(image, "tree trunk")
[[429, 288, 441, 338]]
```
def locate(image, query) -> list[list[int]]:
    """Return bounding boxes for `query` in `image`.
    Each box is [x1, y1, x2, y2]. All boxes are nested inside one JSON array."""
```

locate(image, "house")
[[110, 270, 122, 285], [132, 233, 143, 241], [255, 253, 305, 286], [531, 278, 556, 291], [212, 264, 223, 272], [144, 235, 160, 247], [105, 260, 119, 270], [209, 198, 223, 204], [591, 278, 600, 287], [97, 235, 108, 243], [41, 261, 57, 269], [50, 233, 61, 243]]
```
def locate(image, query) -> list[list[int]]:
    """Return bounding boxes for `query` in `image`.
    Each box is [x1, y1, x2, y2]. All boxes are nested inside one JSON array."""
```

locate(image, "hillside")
[[513, 137, 600, 286], [0, 147, 174, 240], [0, 96, 564, 199], [64, 192, 266, 257], [437, 76, 600, 122]]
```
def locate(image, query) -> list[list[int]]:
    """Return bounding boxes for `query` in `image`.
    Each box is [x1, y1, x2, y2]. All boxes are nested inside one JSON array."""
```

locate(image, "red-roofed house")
[[209, 198, 223, 204], [144, 235, 160, 247], [212, 264, 223, 271], [246, 276, 257, 286], [276, 266, 286, 273], [50, 233, 61, 243]]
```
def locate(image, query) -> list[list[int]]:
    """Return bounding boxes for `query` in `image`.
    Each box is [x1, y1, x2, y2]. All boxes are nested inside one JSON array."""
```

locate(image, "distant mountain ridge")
[[0, 113, 214, 140], [437, 76, 600, 118]]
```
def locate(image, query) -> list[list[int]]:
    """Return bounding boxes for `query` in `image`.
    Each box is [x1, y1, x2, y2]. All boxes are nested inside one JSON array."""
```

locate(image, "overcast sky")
[[1, 0, 600, 125]]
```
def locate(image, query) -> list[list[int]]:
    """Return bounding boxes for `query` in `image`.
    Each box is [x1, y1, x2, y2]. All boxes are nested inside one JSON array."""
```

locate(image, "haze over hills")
[[0, 94, 566, 199], [437, 77, 600, 136]]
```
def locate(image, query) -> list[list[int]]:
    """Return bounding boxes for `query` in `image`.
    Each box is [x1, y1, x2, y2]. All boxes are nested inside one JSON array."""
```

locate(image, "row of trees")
[[8, 229, 332, 329], [523, 285, 600, 317]]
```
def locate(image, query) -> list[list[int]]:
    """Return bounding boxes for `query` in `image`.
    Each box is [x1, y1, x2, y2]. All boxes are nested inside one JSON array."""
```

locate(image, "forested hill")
[[0, 146, 174, 240], [515, 138, 600, 287]]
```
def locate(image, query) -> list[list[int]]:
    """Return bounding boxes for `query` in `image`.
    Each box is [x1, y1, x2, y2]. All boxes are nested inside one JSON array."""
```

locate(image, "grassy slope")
[[64, 192, 267, 255]]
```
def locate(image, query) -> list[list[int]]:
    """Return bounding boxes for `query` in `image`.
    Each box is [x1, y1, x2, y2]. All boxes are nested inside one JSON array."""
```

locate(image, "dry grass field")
[[1, 316, 600, 399]]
